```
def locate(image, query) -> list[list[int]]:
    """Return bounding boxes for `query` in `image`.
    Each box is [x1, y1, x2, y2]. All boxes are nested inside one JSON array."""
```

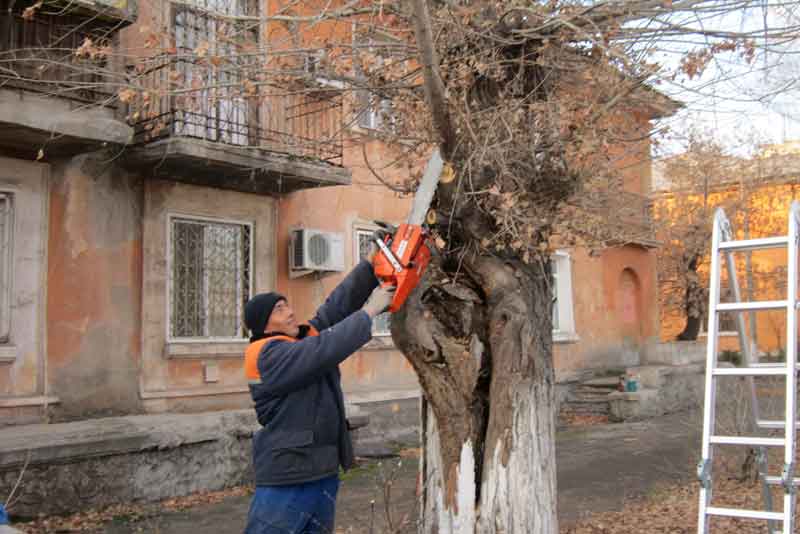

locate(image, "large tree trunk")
[[393, 256, 557, 534]]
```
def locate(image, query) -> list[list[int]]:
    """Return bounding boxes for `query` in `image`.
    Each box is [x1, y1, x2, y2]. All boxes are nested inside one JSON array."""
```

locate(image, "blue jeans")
[[244, 475, 339, 534]]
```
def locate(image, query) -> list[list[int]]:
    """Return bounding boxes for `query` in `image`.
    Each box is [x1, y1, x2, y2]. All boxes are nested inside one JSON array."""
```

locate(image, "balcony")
[[123, 59, 350, 195], [0, 0, 134, 158]]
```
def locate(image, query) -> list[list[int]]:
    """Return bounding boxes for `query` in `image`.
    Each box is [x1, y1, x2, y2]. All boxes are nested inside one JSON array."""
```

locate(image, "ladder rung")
[[706, 506, 785, 521], [764, 475, 800, 486], [719, 236, 789, 252], [713, 367, 790, 376], [710, 436, 785, 446], [717, 300, 789, 311], [757, 420, 800, 430]]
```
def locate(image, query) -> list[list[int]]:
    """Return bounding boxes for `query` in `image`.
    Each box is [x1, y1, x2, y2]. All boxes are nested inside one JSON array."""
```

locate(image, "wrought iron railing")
[[0, 0, 118, 106], [129, 62, 342, 163], [130, 60, 344, 164]]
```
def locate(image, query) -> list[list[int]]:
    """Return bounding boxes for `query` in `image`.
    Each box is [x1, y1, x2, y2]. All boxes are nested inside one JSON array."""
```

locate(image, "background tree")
[[655, 135, 800, 345], [654, 135, 742, 341]]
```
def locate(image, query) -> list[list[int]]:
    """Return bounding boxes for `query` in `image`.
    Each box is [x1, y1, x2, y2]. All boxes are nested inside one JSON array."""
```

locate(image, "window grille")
[[170, 216, 251, 339]]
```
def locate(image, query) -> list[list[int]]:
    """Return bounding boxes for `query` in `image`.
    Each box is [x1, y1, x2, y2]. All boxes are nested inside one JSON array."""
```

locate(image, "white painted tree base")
[[420, 381, 557, 534]]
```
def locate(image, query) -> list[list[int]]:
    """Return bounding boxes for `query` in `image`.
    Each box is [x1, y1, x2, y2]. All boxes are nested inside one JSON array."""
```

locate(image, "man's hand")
[[362, 285, 396, 318]]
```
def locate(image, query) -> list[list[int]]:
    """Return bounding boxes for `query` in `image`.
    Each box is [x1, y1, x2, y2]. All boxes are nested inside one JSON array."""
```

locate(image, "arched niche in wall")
[[618, 267, 643, 340]]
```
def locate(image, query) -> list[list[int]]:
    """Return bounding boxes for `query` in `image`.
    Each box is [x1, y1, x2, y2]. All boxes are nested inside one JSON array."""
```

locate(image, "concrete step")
[[562, 398, 611, 409], [560, 402, 610, 416], [571, 394, 614, 403], [580, 377, 621, 389], [574, 386, 616, 395]]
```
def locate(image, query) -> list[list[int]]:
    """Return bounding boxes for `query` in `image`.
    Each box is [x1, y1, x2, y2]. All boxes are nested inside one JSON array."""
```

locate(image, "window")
[[353, 28, 399, 133], [356, 91, 395, 132], [169, 216, 252, 340], [0, 194, 12, 343], [551, 251, 576, 341], [355, 227, 391, 336], [173, 0, 255, 145]]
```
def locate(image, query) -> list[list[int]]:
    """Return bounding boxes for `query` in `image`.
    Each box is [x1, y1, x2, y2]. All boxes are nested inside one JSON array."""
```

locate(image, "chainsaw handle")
[[373, 220, 398, 235]]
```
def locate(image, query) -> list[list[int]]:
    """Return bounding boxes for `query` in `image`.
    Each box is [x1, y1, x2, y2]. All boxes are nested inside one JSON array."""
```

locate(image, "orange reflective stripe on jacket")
[[244, 326, 319, 384]]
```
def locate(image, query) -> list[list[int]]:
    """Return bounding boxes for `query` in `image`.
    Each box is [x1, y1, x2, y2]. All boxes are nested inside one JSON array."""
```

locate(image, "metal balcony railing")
[[131, 61, 344, 164], [0, 0, 119, 106]]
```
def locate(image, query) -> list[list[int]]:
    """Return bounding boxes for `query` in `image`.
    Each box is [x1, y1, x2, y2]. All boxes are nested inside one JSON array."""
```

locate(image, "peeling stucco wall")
[[47, 153, 143, 419]]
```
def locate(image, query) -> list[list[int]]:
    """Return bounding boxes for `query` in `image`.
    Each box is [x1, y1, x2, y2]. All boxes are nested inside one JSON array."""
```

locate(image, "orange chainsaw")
[[372, 149, 449, 312]]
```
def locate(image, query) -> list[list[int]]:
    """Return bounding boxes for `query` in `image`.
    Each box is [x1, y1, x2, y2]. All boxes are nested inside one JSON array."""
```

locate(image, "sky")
[[640, 2, 800, 156]]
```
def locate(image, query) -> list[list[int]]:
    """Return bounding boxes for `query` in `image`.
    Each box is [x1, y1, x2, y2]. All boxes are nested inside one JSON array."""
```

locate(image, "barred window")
[[356, 228, 391, 336], [0, 194, 12, 342], [169, 216, 252, 339]]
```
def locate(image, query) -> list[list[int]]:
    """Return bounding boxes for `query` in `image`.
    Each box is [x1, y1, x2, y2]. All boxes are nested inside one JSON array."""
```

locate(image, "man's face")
[[266, 300, 299, 337]]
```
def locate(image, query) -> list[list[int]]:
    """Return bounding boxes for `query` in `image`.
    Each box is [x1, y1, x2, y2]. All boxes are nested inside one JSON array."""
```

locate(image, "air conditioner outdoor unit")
[[290, 228, 345, 273]]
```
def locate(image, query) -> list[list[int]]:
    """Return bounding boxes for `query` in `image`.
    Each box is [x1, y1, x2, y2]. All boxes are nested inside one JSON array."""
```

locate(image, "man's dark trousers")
[[244, 475, 339, 534]]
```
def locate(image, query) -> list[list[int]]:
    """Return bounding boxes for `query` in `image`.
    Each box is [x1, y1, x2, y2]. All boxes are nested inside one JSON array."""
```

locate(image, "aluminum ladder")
[[698, 200, 800, 533]]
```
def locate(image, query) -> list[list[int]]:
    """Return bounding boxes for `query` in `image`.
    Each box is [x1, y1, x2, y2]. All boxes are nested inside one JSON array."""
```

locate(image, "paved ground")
[[25, 411, 701, 533]]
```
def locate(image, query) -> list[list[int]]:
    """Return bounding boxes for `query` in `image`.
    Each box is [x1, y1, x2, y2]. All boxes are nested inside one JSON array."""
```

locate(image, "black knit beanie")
[[244, 292, 286, 338]]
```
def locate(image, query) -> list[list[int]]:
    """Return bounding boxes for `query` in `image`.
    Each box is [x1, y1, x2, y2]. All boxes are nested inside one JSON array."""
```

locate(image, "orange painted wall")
[[47, 154, 144, 419], [554, 245, 659, 379]]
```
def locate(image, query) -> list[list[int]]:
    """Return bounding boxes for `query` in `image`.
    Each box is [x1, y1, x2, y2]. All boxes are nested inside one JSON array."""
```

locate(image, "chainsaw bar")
[[406, 148, 443, 227]]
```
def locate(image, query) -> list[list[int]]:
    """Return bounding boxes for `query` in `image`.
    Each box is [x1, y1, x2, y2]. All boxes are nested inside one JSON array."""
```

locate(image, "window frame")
[[166, 212, 254, 343], [171, 0, 257, 146], [353, 223, 391, 337], [351, 26, 400, 134], [355, 90, 395, 133], [551, 250, 578, 343], [0, 192, 13, 344]]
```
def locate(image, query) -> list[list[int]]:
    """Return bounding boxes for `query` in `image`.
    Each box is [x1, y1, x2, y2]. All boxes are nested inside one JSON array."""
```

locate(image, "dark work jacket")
[[245, 260, 379, 486]]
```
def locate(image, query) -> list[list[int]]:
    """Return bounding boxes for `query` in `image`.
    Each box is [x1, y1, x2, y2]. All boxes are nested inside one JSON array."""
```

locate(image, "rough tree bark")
[[393, 257, 557, 534]]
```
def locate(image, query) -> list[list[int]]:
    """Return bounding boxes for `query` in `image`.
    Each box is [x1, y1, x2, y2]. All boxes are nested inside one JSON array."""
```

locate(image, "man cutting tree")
[[242, 245, 395, 534]]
